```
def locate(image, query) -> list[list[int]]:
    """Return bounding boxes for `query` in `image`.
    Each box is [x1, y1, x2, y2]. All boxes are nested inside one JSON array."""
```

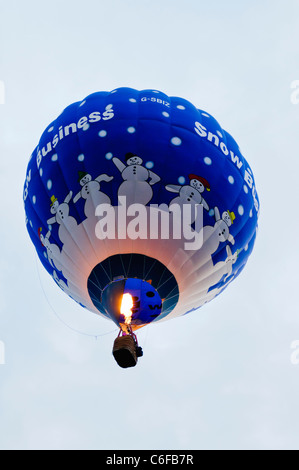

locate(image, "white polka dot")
[[111, 90, 118, 94], [238, 205, 244, 216], [209, 209, 215, 217], [105, 152, 113, 160], [204, 157, 212, 165], [127, 127, 136, 134], [78, 154, 85, 162], [32, 196, 36, 204], [171, 137, 182, 146], [47, 180, 52, 191], [178, 176, 186, 184], [98, 130, 107, 137], [217, 131, 223, 138], [48, 126, 54, 133], [162, 111, 170, 118], [30, 221, 33, 228], [52, 154, 58, 162], [244, 244, 249, 251], [201, 113, 210, 118], [228, 175, 234, 184], [249, 209, 253, 218], [146, 161, 154, 169], [243, 185, 249, 194], [39, 168, 43, 177], [44, 252, 47, 259], [83, 123, 90, 131], [177, 105, 186, 110], [129, 98, 137, 103], [152, 90, 159, 93], [79, 100, 86, 107]]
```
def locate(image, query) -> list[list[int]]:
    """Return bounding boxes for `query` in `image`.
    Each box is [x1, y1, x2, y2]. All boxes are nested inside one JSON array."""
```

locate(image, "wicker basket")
[[113, 335, 137, 368]]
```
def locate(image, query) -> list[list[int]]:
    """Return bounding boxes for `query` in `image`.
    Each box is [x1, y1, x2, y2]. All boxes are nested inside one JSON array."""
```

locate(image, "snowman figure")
[[166, 174, 210, 225], [201, 206, 236, 261], [47, 192, 77, 245], [112, 153, 161, 207], [39, 227, 63, 272], [53, 270, 69, 292], [214, 207, 236, 245], [203, 245, 239, 303], [73, 171, 114, 219], [53, 271, 84, 305], [224, 244, 239, 274]]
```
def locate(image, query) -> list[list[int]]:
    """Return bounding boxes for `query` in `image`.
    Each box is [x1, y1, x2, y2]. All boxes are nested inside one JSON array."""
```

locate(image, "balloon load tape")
[[113, 335, 138, 369]]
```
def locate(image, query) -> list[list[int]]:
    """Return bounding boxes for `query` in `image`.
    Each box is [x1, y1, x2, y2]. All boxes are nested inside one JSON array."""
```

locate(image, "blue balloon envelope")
[[23, 87, 259, 331]]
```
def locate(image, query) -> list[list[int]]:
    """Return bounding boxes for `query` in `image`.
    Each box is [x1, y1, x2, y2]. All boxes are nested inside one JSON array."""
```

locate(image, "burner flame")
[[121, 293, 133, 325]]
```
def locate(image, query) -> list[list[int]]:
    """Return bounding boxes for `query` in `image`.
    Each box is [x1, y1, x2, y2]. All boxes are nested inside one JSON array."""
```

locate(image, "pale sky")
[[1, 0, 299, 450]]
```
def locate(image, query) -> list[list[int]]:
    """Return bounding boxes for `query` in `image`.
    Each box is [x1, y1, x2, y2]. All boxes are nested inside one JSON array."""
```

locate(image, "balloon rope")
[[35, 255, 118, 339]]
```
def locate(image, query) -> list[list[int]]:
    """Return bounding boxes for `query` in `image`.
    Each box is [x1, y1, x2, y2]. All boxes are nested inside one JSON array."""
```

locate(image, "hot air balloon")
[[23, 87, 259, 368]]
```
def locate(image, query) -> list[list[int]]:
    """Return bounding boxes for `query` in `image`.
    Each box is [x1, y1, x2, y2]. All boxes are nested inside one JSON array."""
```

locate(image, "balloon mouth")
[[100, 277, 163, 330], [87, 253, 179, 327]]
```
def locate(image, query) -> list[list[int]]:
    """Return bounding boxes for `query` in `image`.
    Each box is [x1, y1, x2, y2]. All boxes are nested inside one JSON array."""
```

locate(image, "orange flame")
[[121, 293, 133, 325]]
